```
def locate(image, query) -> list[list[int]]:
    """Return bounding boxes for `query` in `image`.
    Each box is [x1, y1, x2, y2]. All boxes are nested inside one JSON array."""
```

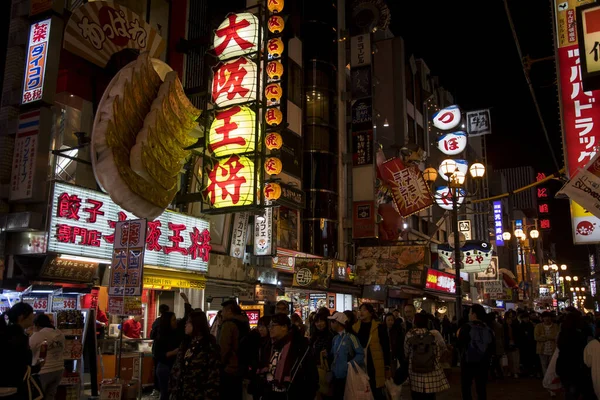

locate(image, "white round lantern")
[[432, 105, 462, 131], [213, 13, 260, 61], [437, 131, 467, 156]]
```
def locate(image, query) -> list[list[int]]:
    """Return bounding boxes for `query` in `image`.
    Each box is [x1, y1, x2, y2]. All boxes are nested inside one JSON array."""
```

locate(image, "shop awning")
[[424, 290, 458, 302], [143, 267, 207, 290], [388, 286, 424, 299]]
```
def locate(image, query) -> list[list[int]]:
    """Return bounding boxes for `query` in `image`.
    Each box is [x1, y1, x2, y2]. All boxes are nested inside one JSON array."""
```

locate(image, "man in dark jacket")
[[262, 314, 319, 400], [458, 304, 495, 400], [220, 300, 251, 400]]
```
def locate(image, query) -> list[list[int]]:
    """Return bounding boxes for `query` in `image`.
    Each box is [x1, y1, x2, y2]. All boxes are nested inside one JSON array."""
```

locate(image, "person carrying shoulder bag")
[[328, 313, 365, 400]]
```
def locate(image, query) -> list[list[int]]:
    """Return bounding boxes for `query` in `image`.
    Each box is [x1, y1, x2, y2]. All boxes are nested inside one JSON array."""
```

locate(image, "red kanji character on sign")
[[83, 199, 104, 223], [165, 222, 188, 255], [56, 224, 73, 243], [105, 211, 128, 244], [188, 228, 212, 261], [209, 106, 247, 153], [72, 226, 88, 245], [443, 138, 459, 152], [268, 16, 283, 31], [537, 188, 548, 198], [87, 230, 102, 247], [57, 193, 82, 220], [146, 220, 163, 252], [536, 173, 547, 182], [265, 158, 279, 174], [540, 219, 551, 229], [214, 14, 255, 57], [32, 22, 48, 43], [212, 58, 250, 103], [203, 155, 248, 206], [539, 203, 549, 214]]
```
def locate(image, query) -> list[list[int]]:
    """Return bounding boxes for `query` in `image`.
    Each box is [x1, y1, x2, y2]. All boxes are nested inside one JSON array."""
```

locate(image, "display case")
[[97, 338, 155, 395]]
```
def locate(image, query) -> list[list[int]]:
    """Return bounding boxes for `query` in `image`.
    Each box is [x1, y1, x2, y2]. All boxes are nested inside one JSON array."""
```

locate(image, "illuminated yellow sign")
[[143, 275, 206, 290], [203, 155, 255, 208], [208, 105, 259, 157]]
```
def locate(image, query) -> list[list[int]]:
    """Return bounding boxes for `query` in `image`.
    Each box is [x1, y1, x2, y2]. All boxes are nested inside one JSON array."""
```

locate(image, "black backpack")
[[408, 331, 436, 373], [464, 323, 493, 364]]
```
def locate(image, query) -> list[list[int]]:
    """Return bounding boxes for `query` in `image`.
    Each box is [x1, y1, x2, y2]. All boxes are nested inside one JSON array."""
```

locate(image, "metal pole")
[[519, 241, 526, 299], [116, 315, 124, 381], [453, 187, 462, 320]]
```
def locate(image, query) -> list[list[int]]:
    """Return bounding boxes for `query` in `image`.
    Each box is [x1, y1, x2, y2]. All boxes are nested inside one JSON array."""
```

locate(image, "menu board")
[[40, 257, 98, 282]]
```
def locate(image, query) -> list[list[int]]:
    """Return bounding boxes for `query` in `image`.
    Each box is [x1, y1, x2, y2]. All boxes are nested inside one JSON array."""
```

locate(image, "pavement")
[[403, 369, 556, 400]]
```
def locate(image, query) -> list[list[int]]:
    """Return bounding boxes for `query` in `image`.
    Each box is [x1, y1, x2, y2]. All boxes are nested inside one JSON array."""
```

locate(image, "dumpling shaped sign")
[[91, 52, 201, 220]]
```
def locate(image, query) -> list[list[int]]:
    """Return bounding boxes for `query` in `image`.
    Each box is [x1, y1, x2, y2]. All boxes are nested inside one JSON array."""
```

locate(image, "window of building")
[[288, 60, 302, 107], [407, 115, 415, 144], [405, 65, 414, 100]]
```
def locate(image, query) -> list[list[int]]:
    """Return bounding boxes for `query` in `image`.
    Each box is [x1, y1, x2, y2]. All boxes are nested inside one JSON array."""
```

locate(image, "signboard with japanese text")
[[208, 106, 258, 157], [277, 206, 299, 251], [437, 131, 468, 156], [254, 285, 277, 302], [212, 59, 258, 108], [203, 155, 256, 210], [107, 296, 142, 316], [277, 183, 305, 210], [493, 201, 504, 246], [143, 275, 206, 290], [230, 212, 249, 259], [458, 220, 472, 241], [39, 257, 98, 283], [213, 13, 260, 61], [425, 269, 456, 294], [63, 1, 166, 68], [293, 258, 332, 290], [254, 204, 276, 256], [379, 160, 433, 217], [10, 111, 40, 201], [465, 109, 492, 137], [350, 34, 371, 67], [47, 183, 211, 272], [352, 130, 373, 166], [245, 309, 261, 327], [333, 261, 356, 282], [351, 98, 373, 131], [271, 248, 321, 272], [577, 3, 600, 90], [353, 201, 377, 239], [246, 265, 278, 285], [554, 0, 600, 243], [22, 19, 51, 104], [109, 219, 147, 297], [356, 246, 428, 285], [351, 67, 372, 99], [536, 173, 552, 226], [437, 241, 493, 273], [474, 256, 499, 282]]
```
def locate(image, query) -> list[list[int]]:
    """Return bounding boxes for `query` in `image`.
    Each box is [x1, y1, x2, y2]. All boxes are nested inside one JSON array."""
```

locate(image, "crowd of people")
[[0, 297, 599, 400]]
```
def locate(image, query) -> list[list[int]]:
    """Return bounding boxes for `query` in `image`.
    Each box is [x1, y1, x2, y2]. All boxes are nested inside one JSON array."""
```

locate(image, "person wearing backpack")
[[404, 313, 449, 399], [458, 304, 494, 400], [219, 299, 251, 400]]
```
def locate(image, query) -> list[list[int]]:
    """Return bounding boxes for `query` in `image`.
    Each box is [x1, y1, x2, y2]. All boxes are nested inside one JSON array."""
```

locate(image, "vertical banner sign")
[[458, 220, 472, 240], [577, 4, 600, 90], [230, 212, 249, 259], [555, 0, 600, 244], [254, 205, 276, 256], [352, 201, 377, 239], [9, 110, 40, 201], [22, 18, 51, 104], [350, 34, 371, 67], [465, 109, 492, 137], [536, 173, 552, 231], [109, 219, 147, 300], [493, 201, 504, 246], [352, 130, 374, 166]]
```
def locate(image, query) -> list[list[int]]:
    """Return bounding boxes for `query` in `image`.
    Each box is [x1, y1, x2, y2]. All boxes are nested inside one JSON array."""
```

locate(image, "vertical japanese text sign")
[[554, 0, 600, 243], [109, 219, 147, 297], [493, 201, 504, 246], [22, 18, 51, 104]]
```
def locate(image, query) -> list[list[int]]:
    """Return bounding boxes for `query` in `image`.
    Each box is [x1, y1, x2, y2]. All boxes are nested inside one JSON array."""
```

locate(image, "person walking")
[[260, 314, 318, 400], [384, 313, 400, 377], [518, 312, 536, 377], [328, 312, 365, 400], [218, 300, 250, 400], [0, 302, 43, 400], [458, 304, 494, 400], [584, 320, 600, 400], [310, 313, 334, 398], [486, 312, 505, 380], [534, 311, 558, 387], [150, 304, 170, 397], [404, 313, 450, 400], [153, 312, 180, 400], [353, 303, 391, 400], [169, 311, 221, 399], [503, 311, 521, 378], [29, 314, 65, 400]]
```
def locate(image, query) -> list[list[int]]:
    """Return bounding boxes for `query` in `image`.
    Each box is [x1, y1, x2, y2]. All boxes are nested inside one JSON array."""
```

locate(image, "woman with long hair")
[[30, 314, 65, 400], [248, 316, 272, 400], [169, 311, 221, 399], [311, 313, 334, 399], [353, 303, 391, 400], [153, 311, 180, 400], [0, 302, 43, 400]]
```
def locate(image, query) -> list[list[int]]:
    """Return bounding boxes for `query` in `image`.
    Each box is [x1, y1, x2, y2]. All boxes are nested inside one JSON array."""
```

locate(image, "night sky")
[[389, 0, 592, 276]]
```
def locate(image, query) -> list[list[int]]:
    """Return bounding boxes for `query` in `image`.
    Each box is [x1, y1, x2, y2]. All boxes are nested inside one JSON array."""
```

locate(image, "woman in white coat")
[[29, 314, 65, 400]]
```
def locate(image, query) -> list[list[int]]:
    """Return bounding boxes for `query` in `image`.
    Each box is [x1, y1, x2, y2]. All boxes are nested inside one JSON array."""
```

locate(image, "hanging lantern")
[[208, 105, 259, 157], [267, 60, 284, 80], [213, 13, 260, 61], [265, 132, 283, 150], [267, 0, 284, 13], [265, 83, 283, 103], [264, 157, 283, 175], [268, 15, 285, 34], [265, 107, 283, 126], [267, 38, 284, 58], [264, 182, 282, 200]]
